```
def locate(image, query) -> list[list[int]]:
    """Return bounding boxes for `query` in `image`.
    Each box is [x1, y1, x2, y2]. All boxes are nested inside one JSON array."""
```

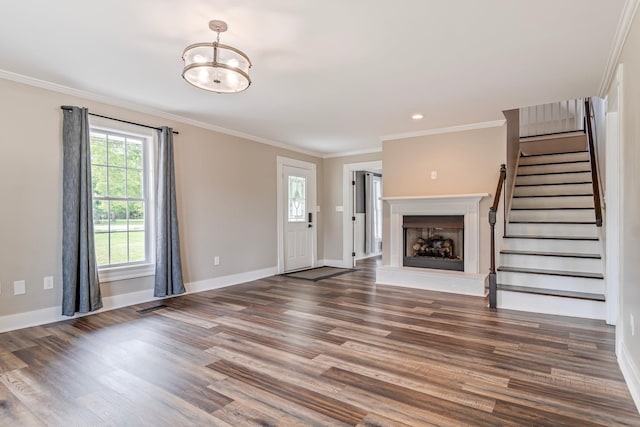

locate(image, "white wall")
[[613, 6, 640, 411]]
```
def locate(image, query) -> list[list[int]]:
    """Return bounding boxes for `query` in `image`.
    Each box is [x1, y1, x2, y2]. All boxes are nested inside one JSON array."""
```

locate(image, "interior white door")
[[373, 174, 383, 253], [283, 165, 313, 271]]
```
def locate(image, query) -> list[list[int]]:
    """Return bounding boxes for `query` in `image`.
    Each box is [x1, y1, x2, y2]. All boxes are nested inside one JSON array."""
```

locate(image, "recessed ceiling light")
[[412, 113, 423, 120]]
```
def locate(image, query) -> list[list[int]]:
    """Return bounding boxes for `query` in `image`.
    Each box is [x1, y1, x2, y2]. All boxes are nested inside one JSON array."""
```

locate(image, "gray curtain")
[[154, 127, 185, 297], [61, 106, 103, 316]]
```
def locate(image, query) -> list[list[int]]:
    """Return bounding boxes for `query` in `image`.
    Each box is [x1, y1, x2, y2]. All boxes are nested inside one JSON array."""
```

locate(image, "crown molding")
[[0, 69, 325, 159], [322, 146, 382, 159], [380, 119, 506, 142], [598, 0, 640, 97]]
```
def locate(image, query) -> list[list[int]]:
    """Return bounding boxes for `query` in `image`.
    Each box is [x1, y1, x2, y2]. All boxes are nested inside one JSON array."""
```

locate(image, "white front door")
[[283, 165, 314, 271]]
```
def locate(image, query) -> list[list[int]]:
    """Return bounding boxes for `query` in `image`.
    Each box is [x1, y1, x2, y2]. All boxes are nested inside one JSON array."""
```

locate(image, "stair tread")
[[501, 249, 601, 259], [513, 194, 593, 198], [521, 150, 588, 157], [511, 207, 594, 210], [497, 284, 605, 301], [515, 182, 592, 187], [497, 266, 604, 279], [504, 235, 599, 241], [519, 160, 590, 167], [509, 220, 596, 224], [520, 130, 586, 139], [517, 171, 591, 177]]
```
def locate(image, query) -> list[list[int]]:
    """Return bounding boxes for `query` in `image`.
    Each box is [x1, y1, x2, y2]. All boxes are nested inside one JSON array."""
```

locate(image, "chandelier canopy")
[[182, 20, 252, 93]]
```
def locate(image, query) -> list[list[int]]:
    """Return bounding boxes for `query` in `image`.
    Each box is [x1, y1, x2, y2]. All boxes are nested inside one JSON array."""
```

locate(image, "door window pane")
[[288, 175, 306, 222]]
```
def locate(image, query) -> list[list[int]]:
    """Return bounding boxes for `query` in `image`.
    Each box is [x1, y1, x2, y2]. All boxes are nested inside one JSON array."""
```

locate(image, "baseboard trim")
[[0, 266, 277, 333], [619, 341, 640, 414], [355, 253, 382, 261], [185, 266, 277, 293]]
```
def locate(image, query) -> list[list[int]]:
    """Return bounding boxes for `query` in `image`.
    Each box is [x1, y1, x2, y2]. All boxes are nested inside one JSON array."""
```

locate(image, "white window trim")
[[99, 263, 155, 283], [89, 117, 156, 283]]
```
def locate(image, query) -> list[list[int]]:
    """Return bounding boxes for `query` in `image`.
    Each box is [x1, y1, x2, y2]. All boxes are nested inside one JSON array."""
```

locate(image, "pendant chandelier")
[[182, 20, 252, 93]]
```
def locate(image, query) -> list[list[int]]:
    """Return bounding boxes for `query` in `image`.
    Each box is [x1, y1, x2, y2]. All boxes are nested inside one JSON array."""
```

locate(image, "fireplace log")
[[412, 236, 455, 258]]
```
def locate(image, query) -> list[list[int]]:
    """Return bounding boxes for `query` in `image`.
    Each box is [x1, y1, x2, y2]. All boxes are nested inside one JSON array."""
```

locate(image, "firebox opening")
[[402, 215, 464, 271]]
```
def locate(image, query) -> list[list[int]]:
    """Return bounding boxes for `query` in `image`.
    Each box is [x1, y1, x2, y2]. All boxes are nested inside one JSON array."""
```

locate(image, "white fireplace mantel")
[[377, 193, 490, 296]]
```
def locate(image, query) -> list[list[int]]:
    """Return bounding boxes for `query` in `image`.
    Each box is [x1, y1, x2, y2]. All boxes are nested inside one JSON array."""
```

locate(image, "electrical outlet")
[[431, 170, 437, 180], [44, 276, 54, 290], [631, 314, 635, 336], [214, 256, 220, 266], [14, 280, 26, 295]]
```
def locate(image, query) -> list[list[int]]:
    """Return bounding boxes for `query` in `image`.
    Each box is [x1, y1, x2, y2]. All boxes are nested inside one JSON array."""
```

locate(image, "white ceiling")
[[0, 0, 627, 156]]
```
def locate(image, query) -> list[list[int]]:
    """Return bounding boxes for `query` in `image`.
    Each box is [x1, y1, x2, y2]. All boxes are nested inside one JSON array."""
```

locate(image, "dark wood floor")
[[1, 257, 639, 426]]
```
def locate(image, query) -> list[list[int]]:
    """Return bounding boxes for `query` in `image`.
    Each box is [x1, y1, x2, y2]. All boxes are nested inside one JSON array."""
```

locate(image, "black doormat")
[[282, 266, 356, 281]]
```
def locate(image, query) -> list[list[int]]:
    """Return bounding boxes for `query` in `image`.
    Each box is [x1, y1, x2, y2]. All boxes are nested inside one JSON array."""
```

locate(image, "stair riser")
[[519, 152, 589, 165], [516, 172, 591, 185], [498, 271, 605, 294], [501, 254, 603, 274], [501, 238, 601, 254], [514, 183, 593, 197], [497, 291, 605, 320], [518, 162, 591, 175], [510, 209, 595, 222], [507, 222, 598, 238], [499, 151, 606, 320], [512, 196, 594, 209]]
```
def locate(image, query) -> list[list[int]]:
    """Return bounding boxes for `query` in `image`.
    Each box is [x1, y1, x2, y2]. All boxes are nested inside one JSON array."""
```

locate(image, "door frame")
[[342, 160, 383, 268], [277, 156, 317, 273]]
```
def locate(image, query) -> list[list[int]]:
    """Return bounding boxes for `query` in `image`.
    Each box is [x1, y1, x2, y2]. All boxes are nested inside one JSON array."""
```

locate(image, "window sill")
[[98, 263, 155, 283]]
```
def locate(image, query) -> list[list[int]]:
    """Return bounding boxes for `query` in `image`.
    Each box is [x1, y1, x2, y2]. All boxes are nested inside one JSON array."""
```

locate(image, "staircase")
[[496, 147, 606, 319]]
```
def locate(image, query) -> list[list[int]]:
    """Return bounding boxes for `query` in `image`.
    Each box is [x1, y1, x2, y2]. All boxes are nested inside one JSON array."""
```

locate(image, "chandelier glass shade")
[[182, 20, 252, 93]]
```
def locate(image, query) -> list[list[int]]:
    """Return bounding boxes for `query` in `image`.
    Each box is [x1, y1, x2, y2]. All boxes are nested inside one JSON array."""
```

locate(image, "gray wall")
[[321, 153, 383, 262], [381, 125, 507, 270], [0, 78, 323, 317]]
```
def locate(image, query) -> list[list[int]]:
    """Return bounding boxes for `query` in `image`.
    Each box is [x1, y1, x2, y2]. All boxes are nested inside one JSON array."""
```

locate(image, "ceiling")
[[0, 0, 627, 156]]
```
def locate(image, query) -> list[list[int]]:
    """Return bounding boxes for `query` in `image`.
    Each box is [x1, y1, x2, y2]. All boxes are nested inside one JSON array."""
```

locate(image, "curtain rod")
[[60, 106, 179, 135]]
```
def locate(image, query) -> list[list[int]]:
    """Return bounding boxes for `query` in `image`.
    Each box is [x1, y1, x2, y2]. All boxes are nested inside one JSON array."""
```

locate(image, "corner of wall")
[[620, 340, 640, 414]]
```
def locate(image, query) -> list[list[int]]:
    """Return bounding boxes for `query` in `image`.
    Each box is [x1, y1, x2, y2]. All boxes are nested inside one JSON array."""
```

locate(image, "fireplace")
[[403, 215, 464, 271], [377, 194, 489, 297]]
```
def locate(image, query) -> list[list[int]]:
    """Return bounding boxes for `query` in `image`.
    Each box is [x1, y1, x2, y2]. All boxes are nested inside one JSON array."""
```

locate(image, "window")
[[288, 175, 306, 222], [90, 125, 154, 281]]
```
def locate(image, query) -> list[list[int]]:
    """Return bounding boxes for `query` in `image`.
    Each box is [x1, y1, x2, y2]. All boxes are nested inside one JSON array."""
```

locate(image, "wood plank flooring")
[[1, 257, 639, 426]]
